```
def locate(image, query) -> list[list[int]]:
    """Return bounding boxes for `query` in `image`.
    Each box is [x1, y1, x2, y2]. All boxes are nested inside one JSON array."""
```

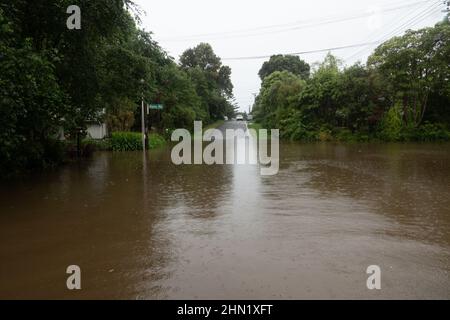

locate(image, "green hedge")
[[111, 132, 166, 151], [111, 132, 143, 151], [149, 133, 166, 149], [81, 138, 112, 151]]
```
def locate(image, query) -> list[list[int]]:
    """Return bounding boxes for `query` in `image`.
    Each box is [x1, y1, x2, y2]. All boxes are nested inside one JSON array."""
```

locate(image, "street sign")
[[148, 103, 164, 111]]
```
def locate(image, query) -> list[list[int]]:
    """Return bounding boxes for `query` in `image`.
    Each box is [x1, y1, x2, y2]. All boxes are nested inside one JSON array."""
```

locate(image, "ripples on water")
[[0, 143, 449, 299]]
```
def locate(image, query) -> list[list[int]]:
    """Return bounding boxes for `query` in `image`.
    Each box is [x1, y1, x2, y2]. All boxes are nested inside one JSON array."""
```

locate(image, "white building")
[[86, 121, 108, 140]]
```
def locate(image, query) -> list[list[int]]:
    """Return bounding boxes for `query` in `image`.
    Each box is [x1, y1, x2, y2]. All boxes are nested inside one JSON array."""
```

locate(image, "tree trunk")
[[418, 90, 429, 127], [402, 94, 409, 126]]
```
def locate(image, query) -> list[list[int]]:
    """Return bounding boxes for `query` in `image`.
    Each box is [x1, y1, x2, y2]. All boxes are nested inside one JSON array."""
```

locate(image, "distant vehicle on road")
[[224, 116, 228, 121], [236, 115, 244, 121]]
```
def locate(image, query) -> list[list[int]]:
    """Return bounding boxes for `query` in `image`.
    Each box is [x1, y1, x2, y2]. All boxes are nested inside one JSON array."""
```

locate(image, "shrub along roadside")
[[149, 133, 166, 149], [249, 121, 450, 143], [204, 120, 225, 131], [248, 122, 269, 140], [111, 132, 142, 151], [63, 132, 166, 158], [111, 132, 167, 151]]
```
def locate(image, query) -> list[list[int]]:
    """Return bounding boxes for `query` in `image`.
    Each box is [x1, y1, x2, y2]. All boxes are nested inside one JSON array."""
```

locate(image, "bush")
[[111, 132, 166, 151], [111, 132, 143, 151], [414, 123, 450, 141], [0, 20, 68, 176], [149, 133, 166, 149], [82, 139, 112, 152], [334, 128, 372, 142], [0, 138, 66, 178], [379, 105, 403, 141], [335, 128, 356, 142], [316, 126, 333, 142], [279, 110, 315, 141]]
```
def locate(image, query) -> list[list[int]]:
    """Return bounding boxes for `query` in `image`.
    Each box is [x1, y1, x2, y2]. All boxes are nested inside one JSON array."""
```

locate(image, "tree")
[[157, 63, 205, 130], [336, 63, 389, 131], [253, 71, 305, 129], [368, 23, 450, 127], [0, 8, 67, 173], [258, 54, 310, 80], [0, 0, 167, 173], [0, 1, 240, 174], [297, 53, 342, 126], [180, 43, 235, 121], [252, 23, 450, 142]]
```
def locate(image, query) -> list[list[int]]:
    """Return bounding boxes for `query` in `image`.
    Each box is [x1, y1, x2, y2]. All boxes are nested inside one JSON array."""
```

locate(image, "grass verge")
[[248, 122, 269, 139]]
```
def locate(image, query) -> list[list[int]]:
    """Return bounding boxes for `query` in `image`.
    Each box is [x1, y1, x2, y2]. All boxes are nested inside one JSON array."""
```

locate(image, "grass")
[[81, 138, 112, 151], [111, 132, 142, 151], [204, 120, 225, 131], [192, 120, 225, 140], [149, 133, 166, 149], [110, 132, 167, 151], [247, 122, 269, 139]]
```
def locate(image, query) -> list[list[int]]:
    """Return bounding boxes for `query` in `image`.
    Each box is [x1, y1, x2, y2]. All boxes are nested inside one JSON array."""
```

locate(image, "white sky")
[[134, 0, 446, 112]]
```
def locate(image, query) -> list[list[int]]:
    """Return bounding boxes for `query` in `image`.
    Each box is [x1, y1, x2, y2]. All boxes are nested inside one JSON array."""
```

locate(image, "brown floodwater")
[[1, 135, 450, 299]]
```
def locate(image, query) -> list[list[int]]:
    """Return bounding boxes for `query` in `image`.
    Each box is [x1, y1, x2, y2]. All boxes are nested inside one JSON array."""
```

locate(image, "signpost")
[[147, 104, 164, 111], [141, 98, 146, 151], [143, 103, 164, 151]]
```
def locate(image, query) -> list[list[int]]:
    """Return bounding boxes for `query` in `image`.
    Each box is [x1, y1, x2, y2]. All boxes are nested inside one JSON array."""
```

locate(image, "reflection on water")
[[0, 143, 449, 299]]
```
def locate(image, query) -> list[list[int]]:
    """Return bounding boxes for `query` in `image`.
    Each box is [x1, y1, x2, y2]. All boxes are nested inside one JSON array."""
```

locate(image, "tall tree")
[[180, 43, 234, 121], [253, 71, 305, 129], [368, 22, 450, 127], [258, 54, 310, 80]]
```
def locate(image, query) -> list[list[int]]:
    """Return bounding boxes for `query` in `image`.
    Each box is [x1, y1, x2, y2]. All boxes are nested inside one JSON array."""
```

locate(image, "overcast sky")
[[134, 0, 445, 112]]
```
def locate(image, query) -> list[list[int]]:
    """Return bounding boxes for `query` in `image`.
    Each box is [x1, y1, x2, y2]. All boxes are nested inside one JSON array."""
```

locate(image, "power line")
[[379, 1, 442, 39], [345, 0, 443, 63], [222, 41, 384, 61], [159, 1, 430, 42], [345, 3, 439, 62], [222, 3, 443, 63], [344, 1, 430, 62]]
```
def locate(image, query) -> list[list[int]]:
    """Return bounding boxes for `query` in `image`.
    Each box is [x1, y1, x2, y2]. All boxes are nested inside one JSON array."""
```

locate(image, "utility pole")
[[140, 79, 146, 151], [141, 96, 146, 151]]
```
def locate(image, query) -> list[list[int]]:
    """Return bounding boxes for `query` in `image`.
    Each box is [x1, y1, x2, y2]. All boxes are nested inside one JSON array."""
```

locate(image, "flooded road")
[[1, 122, 449, 299]]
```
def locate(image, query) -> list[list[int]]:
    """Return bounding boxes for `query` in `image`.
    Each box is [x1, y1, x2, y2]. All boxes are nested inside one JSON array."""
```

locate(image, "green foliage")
[[111, 132, 144, 151], [0, 2, 235, 174], [398, 122, 450, 141], [368, 22, 450, 127], [180, 43, 236, 121], [335, 128, 357, 142], [278, 110, 312, 141], [253, 71, 305, 129], [0, 1, 141, 174], [148, 133, 166, 149], [107, 104, 135, 132], [204, 120, 225, 131], [316, 126, 333, 142], [259, 55, 310, 80], [81, 138, 112, 152], [378, 105, 404, 141], [158, 64, 205, 130], [0, 8, 67, 175], [296, 53, 344, 127], [253, 22, 450, 142], [110, 132, 166, 151], [415, 123, 450, 141]]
